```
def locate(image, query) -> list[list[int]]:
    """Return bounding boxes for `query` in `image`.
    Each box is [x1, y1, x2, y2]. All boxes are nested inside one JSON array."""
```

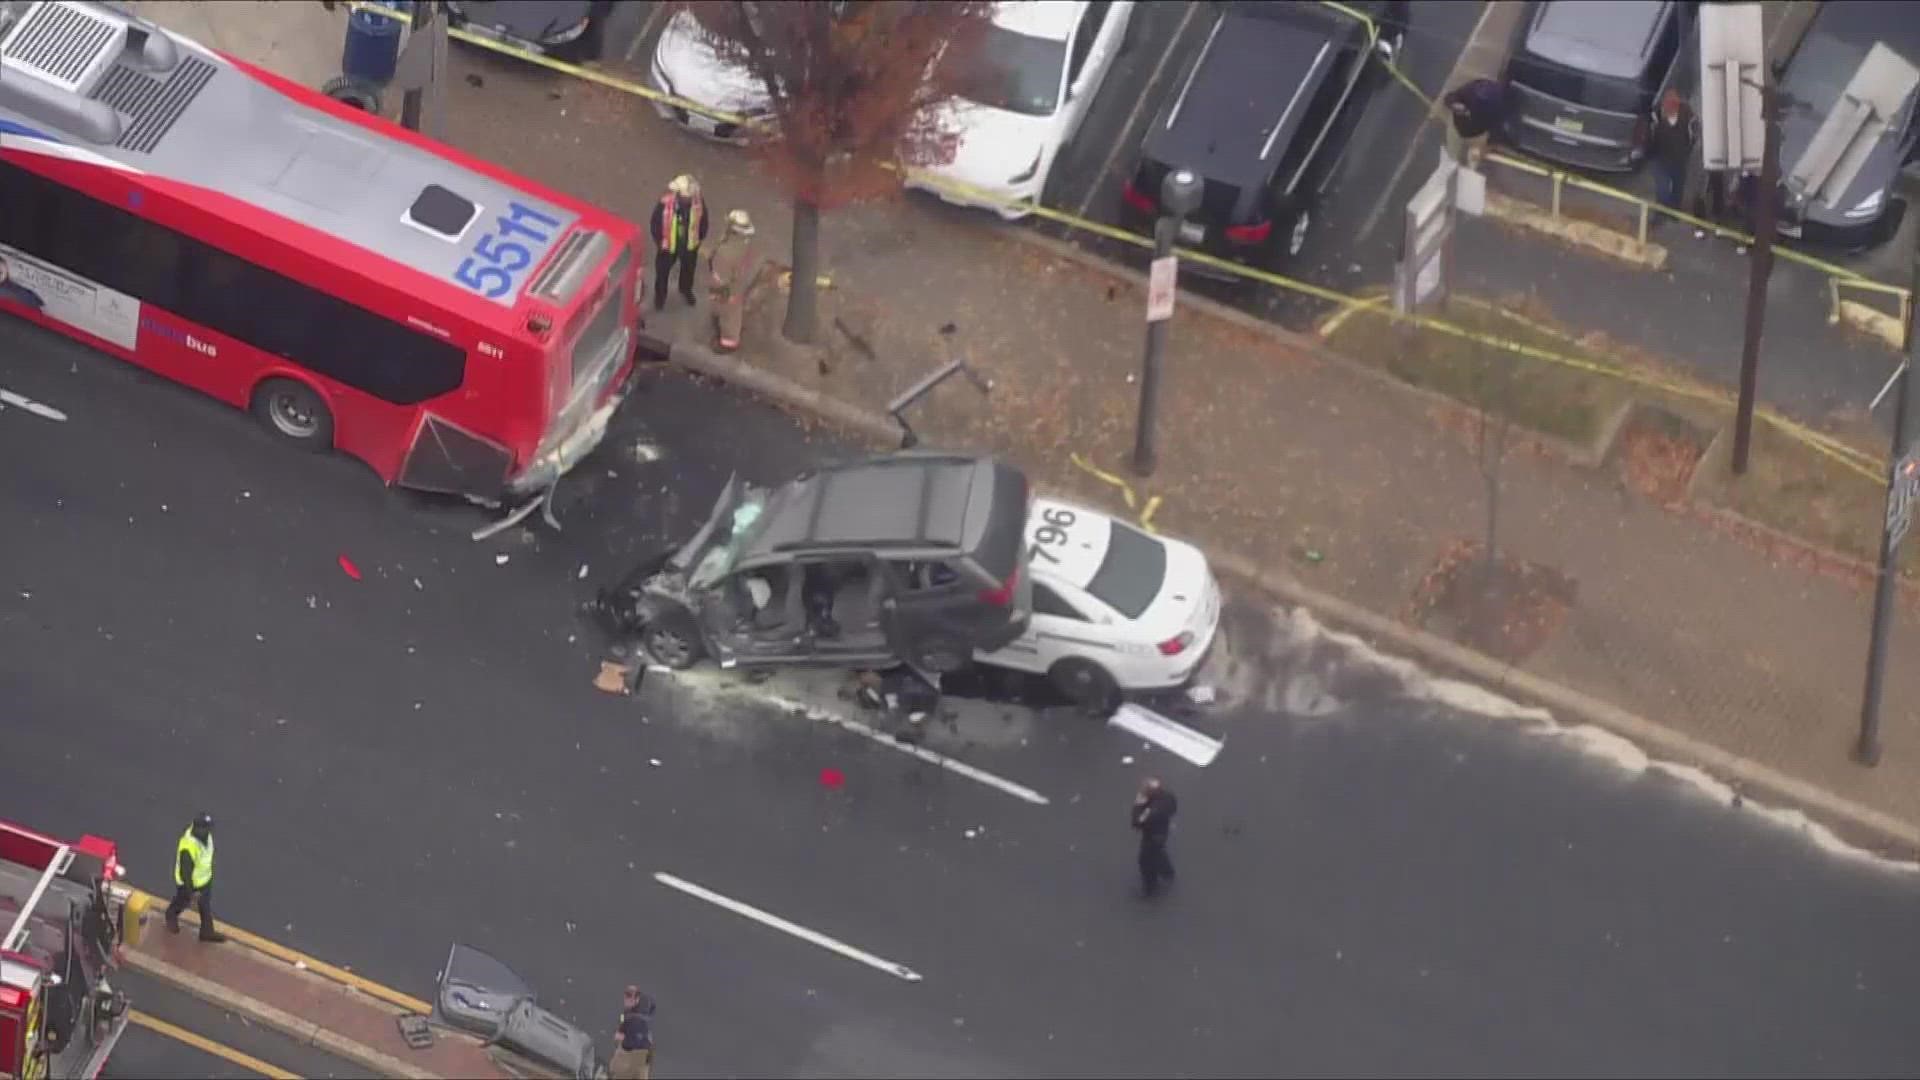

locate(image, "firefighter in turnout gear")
[[707, 209, 767, 354], [165, 812, 227, 942], [649, 174, 708, 311]]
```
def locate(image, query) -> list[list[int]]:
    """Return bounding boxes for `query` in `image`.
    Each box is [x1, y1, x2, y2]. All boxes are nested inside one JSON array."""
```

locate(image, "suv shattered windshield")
[[681, 477, 773, 590]]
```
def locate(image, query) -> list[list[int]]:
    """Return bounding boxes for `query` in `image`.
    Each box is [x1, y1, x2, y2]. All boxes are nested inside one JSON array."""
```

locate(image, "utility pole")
[[1132, 168, 1203, 478], [1855, 243, 1920, 768], [1730, 61, 1784, 476]]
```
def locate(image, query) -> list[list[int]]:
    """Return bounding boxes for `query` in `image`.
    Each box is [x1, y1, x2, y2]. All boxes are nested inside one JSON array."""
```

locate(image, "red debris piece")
[[338, 554, 362, 580], [818, 767, 846, 790]]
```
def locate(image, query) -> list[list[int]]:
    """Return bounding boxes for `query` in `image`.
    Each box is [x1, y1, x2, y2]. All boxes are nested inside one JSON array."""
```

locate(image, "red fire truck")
[[0, 822, 132, 1080]]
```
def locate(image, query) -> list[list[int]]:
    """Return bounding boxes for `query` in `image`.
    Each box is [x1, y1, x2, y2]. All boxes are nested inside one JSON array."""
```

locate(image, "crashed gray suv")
[[598, 453, 1034, 674]]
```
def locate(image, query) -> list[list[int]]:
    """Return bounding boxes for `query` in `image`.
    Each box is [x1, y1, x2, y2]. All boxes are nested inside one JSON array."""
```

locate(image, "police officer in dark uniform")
[[1131, 778, 1178, 897]]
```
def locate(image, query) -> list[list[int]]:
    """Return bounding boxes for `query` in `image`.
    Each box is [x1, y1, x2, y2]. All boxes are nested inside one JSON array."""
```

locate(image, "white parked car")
[[908, 0, 1135, 219], [647, 8, 771, 143], [977, 497, 1221, 707]]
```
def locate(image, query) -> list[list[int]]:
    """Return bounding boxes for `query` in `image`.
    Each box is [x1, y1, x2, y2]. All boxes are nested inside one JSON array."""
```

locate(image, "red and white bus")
[[0, 0, 644, 502]]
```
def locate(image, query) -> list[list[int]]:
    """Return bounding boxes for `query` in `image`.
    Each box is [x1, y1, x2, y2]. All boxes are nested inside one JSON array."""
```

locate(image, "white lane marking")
[[761, 692, 1051, 806], [1355, 1, 1498, 245], [1109, 702, 1223, 767], [654, 871, 925, 982], [0, 387, 68, 422], [1073, 1, 1202, 219]]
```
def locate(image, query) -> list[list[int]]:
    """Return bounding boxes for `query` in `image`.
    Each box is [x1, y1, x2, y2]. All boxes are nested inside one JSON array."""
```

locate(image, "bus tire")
[[251, 378, 334, 451], [320, 75, 383, 114]]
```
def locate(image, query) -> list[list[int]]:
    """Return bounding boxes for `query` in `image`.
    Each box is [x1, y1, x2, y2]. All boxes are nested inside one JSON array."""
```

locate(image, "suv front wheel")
[[642, 610, 705, 670]]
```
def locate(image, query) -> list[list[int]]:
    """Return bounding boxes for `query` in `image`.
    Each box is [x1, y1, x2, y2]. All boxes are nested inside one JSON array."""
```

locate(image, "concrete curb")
[[122, 948, 440, 1080], [665, 335, 1920, 862]]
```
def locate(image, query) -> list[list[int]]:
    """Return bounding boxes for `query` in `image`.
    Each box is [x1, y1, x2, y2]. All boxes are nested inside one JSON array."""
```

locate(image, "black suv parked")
[[1502, 0, 1691, 173], [1120, 0, 1407, 279]]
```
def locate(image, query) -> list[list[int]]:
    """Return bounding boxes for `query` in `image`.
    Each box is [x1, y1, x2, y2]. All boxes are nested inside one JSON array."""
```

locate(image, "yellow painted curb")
[[122, 948, 439, 1080], [127, 888, 433, 1015], [1834, 298, 1906, 352], [1482, 192, 1669, 271]]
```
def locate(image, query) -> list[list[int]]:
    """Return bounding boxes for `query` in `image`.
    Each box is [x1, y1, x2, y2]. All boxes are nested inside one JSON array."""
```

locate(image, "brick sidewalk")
[[125, 908, 510, 1079], [131, 1, 1920, 849]]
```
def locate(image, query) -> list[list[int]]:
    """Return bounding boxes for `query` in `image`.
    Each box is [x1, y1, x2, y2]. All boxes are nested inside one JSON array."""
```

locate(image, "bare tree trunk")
[[783, 197, 822, 345], [1477, 351, 1514, 590]]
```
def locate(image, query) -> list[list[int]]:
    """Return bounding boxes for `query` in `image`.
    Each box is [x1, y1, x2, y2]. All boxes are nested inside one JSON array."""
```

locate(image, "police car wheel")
[[251, 378, 334, 451], [1049, 658, 1119, 716]]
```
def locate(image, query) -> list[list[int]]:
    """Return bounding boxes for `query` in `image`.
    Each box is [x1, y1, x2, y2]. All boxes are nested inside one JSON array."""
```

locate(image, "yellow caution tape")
[[1071, 451, 1136, 510]]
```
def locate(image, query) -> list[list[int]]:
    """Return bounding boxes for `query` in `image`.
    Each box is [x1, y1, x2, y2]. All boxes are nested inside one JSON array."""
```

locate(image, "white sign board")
[[1146, 256, 1177, 323], [1699, 3, 1765, 172], [1453, 165, 1486, 216]]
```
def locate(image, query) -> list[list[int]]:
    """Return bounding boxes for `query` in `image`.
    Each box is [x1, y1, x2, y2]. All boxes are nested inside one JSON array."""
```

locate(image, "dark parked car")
[[443, 0, 611, 62], [597, 454, 1034, 675], [1503, 0, 1691, 172], [1775, 0, 1920, 250], [1119, 0, 1407, 279]]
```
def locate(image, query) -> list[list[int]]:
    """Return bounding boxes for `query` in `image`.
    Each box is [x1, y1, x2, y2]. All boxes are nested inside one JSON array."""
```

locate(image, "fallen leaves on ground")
[[1406, 539, 1579, 663], [1619, 421, 1704, 507]]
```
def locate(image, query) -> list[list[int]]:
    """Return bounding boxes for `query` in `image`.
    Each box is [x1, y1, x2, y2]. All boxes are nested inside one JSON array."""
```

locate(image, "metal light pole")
[[1855, 244, 1920, 768], [1133, 168, 1203, 478]]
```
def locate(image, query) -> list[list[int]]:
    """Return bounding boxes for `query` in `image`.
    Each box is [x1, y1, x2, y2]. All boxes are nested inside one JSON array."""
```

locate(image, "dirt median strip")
[[666, 334, 1920, 863]]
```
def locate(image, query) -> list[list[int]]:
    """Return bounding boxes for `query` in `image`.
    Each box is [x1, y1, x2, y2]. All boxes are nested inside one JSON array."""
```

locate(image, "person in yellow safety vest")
[[165, 812, 227, 942], [706, 210, 768, 355], [649, 174, 709, 311]]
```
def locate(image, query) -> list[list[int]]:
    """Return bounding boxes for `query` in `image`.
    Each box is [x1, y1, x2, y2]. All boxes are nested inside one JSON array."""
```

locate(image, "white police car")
[[976, 498, 1221, 707]]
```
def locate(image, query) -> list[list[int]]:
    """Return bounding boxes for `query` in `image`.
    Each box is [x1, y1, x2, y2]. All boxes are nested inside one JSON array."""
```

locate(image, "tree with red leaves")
[[687, 1, 992, 345]]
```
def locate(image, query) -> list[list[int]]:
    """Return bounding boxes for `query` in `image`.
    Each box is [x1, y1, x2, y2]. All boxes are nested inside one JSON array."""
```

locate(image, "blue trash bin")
[[341, 2, 409, 86]]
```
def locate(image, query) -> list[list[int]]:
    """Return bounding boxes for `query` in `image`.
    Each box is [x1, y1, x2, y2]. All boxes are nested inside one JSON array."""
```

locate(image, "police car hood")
[[1029, 499, 1214, 637]]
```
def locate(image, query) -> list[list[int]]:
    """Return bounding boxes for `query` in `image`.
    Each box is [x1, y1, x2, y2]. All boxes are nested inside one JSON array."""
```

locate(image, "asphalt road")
[[107, 976, 372, 1079], [7, 314, 1920, 1077]]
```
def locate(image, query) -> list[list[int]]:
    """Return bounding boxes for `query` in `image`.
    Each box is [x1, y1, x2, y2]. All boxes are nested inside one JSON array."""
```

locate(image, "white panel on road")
[[1109, 703, 1222, 767]]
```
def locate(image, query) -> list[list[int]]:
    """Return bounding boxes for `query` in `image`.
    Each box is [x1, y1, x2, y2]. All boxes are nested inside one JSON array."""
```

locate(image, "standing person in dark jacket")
[[1131, 777, 1178, 897], [165, 812, 227, 942], [1651, 89, 1695, 211], [649, 174, 709, 311], [1442, 76, 1509, 166], [609, 985, 656, 1079]]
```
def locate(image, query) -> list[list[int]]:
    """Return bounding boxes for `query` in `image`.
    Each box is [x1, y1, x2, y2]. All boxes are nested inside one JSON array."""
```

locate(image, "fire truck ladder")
[[2, 843, 73, 954]]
